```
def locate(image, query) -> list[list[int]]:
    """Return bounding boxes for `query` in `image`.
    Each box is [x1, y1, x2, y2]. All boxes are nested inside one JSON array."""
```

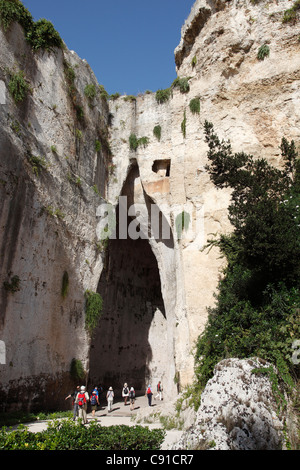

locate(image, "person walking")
[[155, 381, 163, 401], [106, 386, 114, 412], [146, 384, 153, 406], [90, 387, 99, 417], [122, 383, 129, 406], [65, 385, 80, 421], [75, 385, 89, 424], [129, 387, 135, 411]]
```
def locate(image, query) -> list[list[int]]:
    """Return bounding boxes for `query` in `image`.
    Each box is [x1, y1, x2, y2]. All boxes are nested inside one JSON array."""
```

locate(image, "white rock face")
[[105, 0, 300, 393], [0, 1, 299, 409], [173, 358, 285, 450]]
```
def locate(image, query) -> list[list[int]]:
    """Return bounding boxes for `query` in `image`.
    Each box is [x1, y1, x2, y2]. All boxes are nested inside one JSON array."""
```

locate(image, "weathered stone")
[[172, 358, 285, 450], [0, 1, 299, 410]]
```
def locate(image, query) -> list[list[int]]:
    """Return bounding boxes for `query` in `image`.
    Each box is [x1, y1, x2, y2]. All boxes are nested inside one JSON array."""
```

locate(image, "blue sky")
[[22, 0, 195, 96]]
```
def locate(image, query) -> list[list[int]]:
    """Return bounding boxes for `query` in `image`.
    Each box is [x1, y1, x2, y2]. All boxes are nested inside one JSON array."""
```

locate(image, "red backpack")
[[77, 392, 86, 407]]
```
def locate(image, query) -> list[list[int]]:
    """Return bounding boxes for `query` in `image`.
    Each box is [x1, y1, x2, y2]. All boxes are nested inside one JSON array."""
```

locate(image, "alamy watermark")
[[96, 196, 205, 248], [0, 80, 6, 105]]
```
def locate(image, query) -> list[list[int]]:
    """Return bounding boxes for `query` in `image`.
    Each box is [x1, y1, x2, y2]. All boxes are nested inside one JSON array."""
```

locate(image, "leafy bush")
[[84, 290, 103, 334], [129, 133, 139, 151], [195, 122, 300, 387], [0, 1, 63, 51], [84, 83, 96, 101], [28, 154, 48, 176], [0, 420, 165, 450], [129, 134, 149, 151], [0, 0, 33, 33], [189, 97, 200, 114], [26, 18, 63, 51], [181, 111, 187, 138], [153, 125, 162, 141], [95, 140, 101, 152], [123, 95, 136, 102], [155, 88, 172, 104], [8, 70, 29, 103], [172, 77, 190, 94], [283, 0, 300, 23], [257, 44, 270, 60], [110, 92, 121, 101]]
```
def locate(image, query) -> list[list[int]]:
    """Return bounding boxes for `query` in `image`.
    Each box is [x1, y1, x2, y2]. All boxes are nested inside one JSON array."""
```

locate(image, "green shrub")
[[155, 88, 171, 104], [172, 77, 190, 94], [84, 83, 96, 101], [138, 136, 149, 148], [28, 154, 47, 176], [129, 133, 139, 151], [26, 18, 63, 51], [110, 92, 121, 101], [84, 290, 103, 334], [0, 420, 165, 450], [0, 1, 62, 51], [95, 140, 101, 152], [75, 105, 84, 122], [8, 70, 29, 103], [129, 134, 149, 151], [123, 95, 136, 102], [283, 0, 300, 23], [98, 84, 109, 100], [153, 125, 162, 141], [189, 97, 200, 114], [181, 111, 187, 138], [0, 0, 33, 33], [257, 44, 270, 60]]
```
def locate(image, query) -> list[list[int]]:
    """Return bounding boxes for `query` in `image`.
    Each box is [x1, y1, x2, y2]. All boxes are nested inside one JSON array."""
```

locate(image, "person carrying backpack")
[[145, 384, 153, 406], [90, 387, 99, 417], [122, 383, 129, 406], [155, 381, 163, 401], [129, 387, 135, 411], [75, 386, 89, 424]]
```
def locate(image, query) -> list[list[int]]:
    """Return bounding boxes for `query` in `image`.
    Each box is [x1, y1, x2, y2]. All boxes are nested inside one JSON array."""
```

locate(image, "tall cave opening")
[[89, 162, 169, 395]]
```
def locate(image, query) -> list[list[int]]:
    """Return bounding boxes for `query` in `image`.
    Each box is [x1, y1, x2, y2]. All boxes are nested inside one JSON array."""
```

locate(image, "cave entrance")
[[89, 163, 169, 396]]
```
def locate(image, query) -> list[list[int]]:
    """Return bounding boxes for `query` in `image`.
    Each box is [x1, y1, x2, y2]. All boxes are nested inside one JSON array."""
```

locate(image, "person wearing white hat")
[[75, 386, 89, 424], [122, 383, 129, 406], [106, 386, 114, 412]]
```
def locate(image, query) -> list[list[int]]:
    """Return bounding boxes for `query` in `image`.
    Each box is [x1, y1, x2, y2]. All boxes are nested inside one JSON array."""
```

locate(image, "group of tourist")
[[65, 380, 163, 424]]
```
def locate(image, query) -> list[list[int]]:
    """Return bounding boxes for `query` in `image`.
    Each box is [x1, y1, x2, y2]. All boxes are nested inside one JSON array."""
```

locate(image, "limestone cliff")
[[0, 0, 299, 411]]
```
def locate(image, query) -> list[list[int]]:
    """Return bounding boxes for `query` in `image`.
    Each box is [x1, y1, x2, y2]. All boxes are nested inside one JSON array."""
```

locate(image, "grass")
[[0, 410, 72, 428]]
